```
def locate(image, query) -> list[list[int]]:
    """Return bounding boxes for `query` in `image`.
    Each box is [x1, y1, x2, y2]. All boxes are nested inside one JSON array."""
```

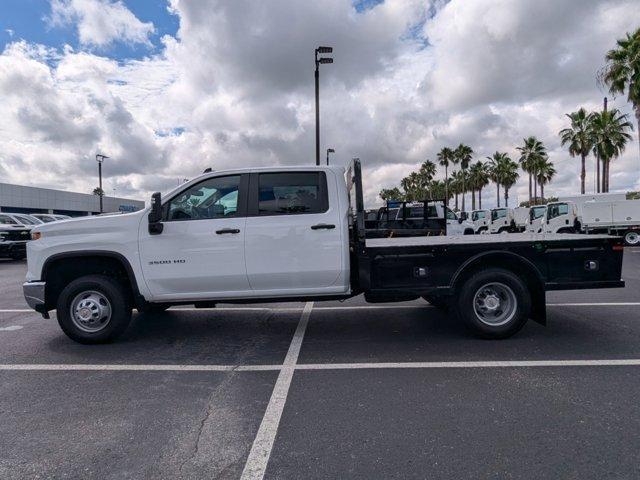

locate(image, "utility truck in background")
[[513, 207, 529, 233], [471, 209, 491, 233], [542, 196, 640, 245], [489, 208, 516, 234], [527, 205, 547, 233], [23, 160, 624, 344]]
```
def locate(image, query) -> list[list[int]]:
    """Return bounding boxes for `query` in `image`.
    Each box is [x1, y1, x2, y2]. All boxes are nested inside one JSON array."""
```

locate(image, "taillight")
[[612, 244, 624, 251]]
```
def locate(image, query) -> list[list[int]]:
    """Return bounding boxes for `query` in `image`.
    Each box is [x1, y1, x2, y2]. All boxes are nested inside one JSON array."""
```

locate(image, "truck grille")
[[2, 229, 30, 242]]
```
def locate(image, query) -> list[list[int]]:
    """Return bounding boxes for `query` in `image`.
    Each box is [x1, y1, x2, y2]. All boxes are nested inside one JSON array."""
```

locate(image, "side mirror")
[[458, 217, 463, 224], [148, 192, 164, 235]]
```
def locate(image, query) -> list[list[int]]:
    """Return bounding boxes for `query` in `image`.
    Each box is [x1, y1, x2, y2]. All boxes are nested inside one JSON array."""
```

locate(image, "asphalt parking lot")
[[2, 250, 640, 479]]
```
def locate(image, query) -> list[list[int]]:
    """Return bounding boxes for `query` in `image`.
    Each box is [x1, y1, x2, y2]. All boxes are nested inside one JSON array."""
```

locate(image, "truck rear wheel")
[[56, 275, 132, 344], [455, 268, 530, 339], [623, 230, 640, 246]]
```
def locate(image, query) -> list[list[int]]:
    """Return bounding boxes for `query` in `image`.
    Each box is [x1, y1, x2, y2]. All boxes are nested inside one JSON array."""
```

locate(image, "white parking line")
[[0, 363, 280, 372], [240, 301, 313, 480], [0, 325, 23, 331]]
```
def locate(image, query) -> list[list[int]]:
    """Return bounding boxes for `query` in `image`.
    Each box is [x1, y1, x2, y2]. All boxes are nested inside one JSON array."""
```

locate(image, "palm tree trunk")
[[444, 166, 448, 207], [496, 183, 500, 208], [596, 155, 600, 193], [541, 182, 544, 200], [461, 177, 466, 212], [455, 193, 458, 210], [478, 187, 482, 209], [580, 153, 586, 195], [636, 106, 640, 166], [504, 188, 509, 207], [528, 173, 532, 202]]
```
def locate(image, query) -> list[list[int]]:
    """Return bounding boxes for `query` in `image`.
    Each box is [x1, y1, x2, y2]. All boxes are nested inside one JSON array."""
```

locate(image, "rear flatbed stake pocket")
[[22, 160, 625, 343]]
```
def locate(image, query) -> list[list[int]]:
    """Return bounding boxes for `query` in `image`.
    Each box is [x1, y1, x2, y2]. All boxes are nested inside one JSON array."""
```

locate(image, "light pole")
[[315, 46, 333, 166], [95, 154, 109, 213], [326, 148, 335, 166]]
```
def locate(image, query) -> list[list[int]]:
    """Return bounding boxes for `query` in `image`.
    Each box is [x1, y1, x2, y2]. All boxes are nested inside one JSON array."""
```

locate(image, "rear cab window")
[[252, 172, 328, 216]]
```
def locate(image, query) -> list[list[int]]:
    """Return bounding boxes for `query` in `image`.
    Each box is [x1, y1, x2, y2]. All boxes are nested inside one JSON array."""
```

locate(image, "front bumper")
[[23, 281, 46, 311]]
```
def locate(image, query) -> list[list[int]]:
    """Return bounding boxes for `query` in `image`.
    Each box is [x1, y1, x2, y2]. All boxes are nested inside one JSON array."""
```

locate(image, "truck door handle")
[[311, 223, 336, 230], [216, 228, 240, 234]]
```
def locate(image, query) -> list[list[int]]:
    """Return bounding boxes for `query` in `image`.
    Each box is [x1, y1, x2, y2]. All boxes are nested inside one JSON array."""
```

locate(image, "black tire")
[[137, 303, 170, 314], [56, 275, 132, 344], [623, 230, 640, 246], [463, 228, 475, 235], [422, 295, 449, 309], [454, 268, 531, 339]]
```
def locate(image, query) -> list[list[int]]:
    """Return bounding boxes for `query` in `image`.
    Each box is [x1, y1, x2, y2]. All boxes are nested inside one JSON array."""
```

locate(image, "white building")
[[0, 182, 144, 216]]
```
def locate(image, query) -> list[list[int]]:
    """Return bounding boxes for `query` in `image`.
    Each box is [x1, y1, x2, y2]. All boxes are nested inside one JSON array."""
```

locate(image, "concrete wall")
[[0, 182, 145, 216]]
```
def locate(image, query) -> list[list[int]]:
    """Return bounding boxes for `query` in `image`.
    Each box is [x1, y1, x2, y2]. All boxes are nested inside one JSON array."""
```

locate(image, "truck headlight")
[[31, 232, 42, 240]]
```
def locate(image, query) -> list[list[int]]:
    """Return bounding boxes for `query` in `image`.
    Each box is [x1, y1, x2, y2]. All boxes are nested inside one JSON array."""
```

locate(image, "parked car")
[[23, 161, 624, 344], [31, 213, 71, 223], [392, 202, 475, 236], [0, 214, 30, 259], [3, 213, 43, 226]]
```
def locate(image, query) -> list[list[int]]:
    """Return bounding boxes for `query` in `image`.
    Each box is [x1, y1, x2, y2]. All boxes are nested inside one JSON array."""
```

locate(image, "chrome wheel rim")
[[70, 290, 112, 333], [473, 282, 517, 327], [625, 231, 639, 245]]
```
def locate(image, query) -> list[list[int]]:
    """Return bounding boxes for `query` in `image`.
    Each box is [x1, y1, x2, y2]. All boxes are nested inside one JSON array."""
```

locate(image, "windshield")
[[547, 203, 569, 220], [472, 211, 485, 221], [530, 206, 546, 221], [491, 209, 506, 221], [0, 214, 18, 225], [14, 215, 37, 225]]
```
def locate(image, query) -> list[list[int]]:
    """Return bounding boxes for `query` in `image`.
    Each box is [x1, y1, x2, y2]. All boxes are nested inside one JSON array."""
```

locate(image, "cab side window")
[[445, 208, 456, 220], [166, 175, 240, 221], [257, 172, 327, 216]]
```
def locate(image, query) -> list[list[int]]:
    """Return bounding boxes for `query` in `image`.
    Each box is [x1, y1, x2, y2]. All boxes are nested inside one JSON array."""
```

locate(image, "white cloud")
[[0, 0, 639, 207], [48, 0, 154, 47]]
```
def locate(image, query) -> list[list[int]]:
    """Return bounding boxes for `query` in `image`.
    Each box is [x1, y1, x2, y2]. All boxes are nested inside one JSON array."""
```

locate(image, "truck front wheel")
[[455, 268, 530, 339], [623, 230, 640, 246], [56, 275, 132, 344]]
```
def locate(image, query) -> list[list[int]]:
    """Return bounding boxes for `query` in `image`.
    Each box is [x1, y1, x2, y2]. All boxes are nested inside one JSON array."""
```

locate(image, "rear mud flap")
[[531, 289, 547, 326]]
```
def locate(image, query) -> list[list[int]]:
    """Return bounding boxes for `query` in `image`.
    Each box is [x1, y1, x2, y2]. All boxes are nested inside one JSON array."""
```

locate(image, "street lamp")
[[95, 154, 109, 213], [326, 148, 335, 166], [315, 46, 333, 166]]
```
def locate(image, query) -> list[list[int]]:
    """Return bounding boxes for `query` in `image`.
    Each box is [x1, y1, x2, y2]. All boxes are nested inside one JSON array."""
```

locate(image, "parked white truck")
[[526, 205, 547, 233], [471, 209, 491, 233], [23, 161, 625, 344], [513, 207, 529, 232], [542, 198, 640, 245], [489, 208, 516, 234]]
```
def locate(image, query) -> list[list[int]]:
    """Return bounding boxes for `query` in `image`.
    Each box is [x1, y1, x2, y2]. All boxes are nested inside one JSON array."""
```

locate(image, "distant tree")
[[92, 187, 104, 197], [450, 170, 462, 210], [589, 108, 633, 192], [517, 137, 548, 204], [379, 187, 404, 201], [535, 158, 556, 201], [559, 108, 593, 194], [437, 147, 455, 206], [468, 161, 490, 210], [601, 27, 640, 164], [454, 144, 473, 212], [488, 152, 518, 207]]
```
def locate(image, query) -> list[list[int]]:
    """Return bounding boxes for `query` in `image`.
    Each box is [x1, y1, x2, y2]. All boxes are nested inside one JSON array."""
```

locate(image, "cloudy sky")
[[0, 0, 639, 208]]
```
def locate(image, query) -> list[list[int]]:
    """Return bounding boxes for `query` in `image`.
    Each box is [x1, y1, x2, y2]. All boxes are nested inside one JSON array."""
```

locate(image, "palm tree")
[[487, 152, 513, 208], [450, 170, 462, 210], [418, 160, 437, 198], [601, 28, 640, 163], [559, 108, 593, 194], [468, 161, 489, 210], [501, 159, 520, 207], [379, 187, 403, 201], [437, 147, 455, 206], [589, 108, 634, 192], [535, 158, 556, 200], [517, 137, 548, 204], [454, 144, 473, 212]]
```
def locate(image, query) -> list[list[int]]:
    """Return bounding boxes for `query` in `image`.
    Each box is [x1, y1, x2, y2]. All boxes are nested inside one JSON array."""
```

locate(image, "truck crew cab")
[[489, 208, 516, 234], [24, 161, 624, 344]]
